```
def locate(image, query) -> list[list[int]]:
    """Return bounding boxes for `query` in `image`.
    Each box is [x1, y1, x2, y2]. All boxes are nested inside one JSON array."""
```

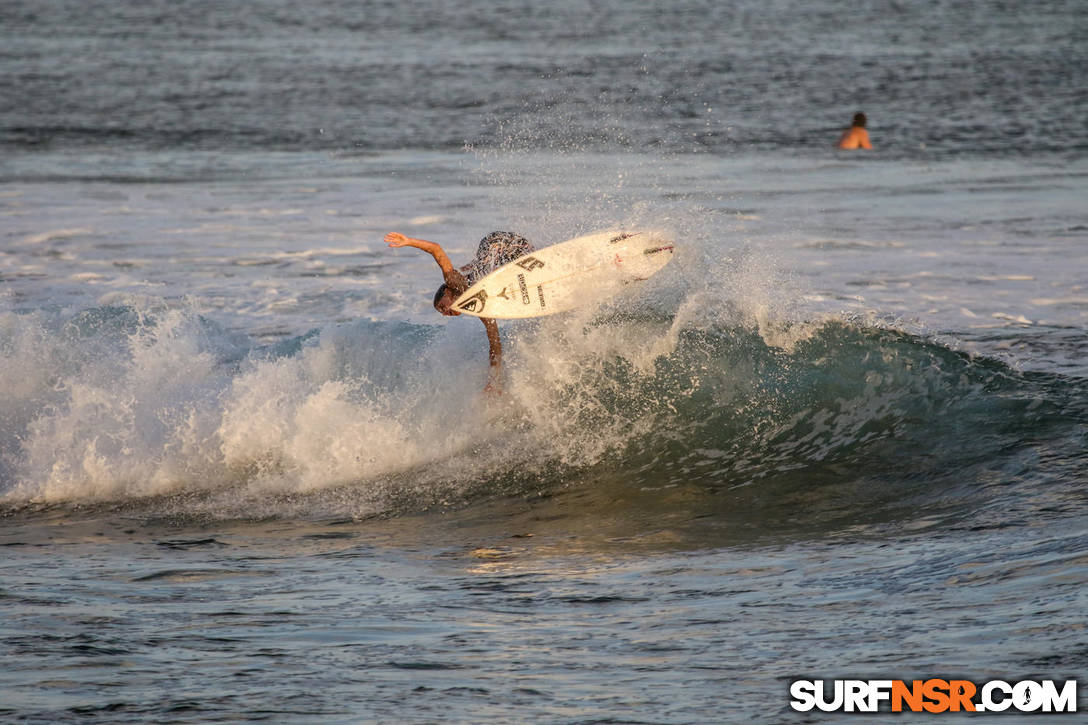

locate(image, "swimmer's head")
[[853, 112, 867, 128], [433, 283, 461, 316]]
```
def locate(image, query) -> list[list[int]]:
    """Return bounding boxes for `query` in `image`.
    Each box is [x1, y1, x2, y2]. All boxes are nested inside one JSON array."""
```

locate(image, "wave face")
[[2, 301, 1085, 529]]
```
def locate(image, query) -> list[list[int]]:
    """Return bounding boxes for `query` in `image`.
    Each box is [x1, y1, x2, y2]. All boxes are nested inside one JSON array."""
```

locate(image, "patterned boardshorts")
[[461, 231, 534, 285]]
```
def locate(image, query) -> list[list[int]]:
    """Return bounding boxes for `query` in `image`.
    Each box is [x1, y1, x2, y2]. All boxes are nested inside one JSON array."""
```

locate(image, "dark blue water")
[[3, 0, 1087, 160]]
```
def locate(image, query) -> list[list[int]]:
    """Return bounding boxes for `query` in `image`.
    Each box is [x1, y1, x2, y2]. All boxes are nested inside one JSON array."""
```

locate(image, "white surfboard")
[[452, 229, 675, 319]]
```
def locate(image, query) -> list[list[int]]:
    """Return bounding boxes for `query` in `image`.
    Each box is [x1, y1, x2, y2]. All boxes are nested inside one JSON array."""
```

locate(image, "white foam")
[[992, 312, 1033, 325], [409, 215, 445, 225], [0, 306, 511, 507], [22, 228, 94, 244], [1030, 297, 1088, 307]]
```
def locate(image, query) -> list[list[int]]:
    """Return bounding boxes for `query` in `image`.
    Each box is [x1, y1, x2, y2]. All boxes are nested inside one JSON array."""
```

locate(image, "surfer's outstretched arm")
[[482, 317, 502, 394], [384, 232, 467, 289]]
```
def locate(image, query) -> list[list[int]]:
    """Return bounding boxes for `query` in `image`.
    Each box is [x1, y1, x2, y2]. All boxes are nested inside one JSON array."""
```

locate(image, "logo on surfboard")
[[517, 273, 530, 304], [515, 256, 545, 271], [643, 245, 674, 255], [456, 290, 488, 313]]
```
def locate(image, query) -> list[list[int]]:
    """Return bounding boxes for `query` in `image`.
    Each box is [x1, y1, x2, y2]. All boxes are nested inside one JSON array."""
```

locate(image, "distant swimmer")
[[837, 112, 873, 150], [385, 230, 534, 394]]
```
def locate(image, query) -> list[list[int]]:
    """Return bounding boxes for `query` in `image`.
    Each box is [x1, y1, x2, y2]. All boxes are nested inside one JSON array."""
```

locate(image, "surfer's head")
[[852, 112, 867, 128], [433, 283, 460, 316]]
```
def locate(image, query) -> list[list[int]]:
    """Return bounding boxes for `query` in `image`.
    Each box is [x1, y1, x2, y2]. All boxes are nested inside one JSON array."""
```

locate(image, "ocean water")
[[2, 1, 1088, 722]]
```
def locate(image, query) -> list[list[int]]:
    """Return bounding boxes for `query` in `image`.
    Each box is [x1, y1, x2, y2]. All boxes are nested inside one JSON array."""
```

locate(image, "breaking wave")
[[2, 296, 1084, 528]]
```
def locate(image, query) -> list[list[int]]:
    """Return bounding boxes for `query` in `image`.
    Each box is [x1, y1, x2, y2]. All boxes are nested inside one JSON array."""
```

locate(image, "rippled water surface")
[[4, 501, 1086, 723]]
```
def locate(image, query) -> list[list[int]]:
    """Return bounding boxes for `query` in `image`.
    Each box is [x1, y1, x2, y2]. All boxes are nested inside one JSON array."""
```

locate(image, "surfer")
[[837, 112, 873, 149], [385, 230, 534, 394]]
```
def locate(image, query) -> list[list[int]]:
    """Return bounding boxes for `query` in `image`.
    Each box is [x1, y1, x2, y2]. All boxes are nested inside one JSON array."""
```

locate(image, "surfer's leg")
[[481, 317, 502, 395]]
